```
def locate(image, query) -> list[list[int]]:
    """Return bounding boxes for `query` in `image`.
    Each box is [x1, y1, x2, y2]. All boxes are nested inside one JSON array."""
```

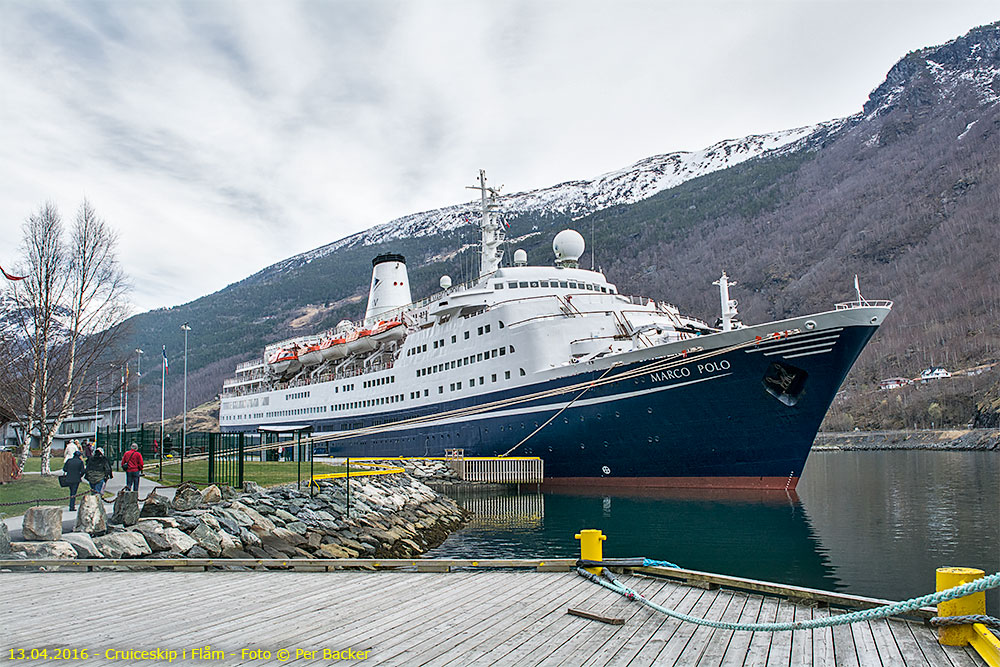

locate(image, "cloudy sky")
[[1, 1, 996, 312]]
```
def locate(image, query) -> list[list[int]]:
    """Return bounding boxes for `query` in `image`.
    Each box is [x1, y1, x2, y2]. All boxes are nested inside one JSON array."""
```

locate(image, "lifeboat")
[[371, 320, 405, 344], [346, 328, 377, 354], [267, 346, 301, 376], [298, 342, 324, 367], [319, 335, 348, 361]]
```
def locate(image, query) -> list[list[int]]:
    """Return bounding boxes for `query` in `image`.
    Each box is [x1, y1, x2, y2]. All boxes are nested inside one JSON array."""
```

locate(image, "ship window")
[[530, 281, 539, 288], [450, 383, 455, 391], [499, 347, 506, 356], [494, 283, 503, 290], [451, 335, 457, 343], [479, 376, 485, 384], [477, 326, 483, 335], [569, 282, 577, 288], [600, 286, 607, 293], [491, 349, 498, 358], [505, 370, 511, 379], [477, 353, 483, 361], [424, 389, 429, 397], [763, 361, 809, 406], [439, 386, 444, 394], [499, 321, 504, 328], [470, 378, 475, 386], [433, 340, 438, 349], [510, 345, 515, 353], [519, 282, 529, 288], [508, 282, 517, 288], [492, 374, 497, 382], [457, 381, 462, 390], [520, 368, 526, 376], [465, 331, 470, 340], [391, 376, 395, 383], [485, 324, 491, 333], [539, 281, 548, 288], [587, 284, 595, 290]]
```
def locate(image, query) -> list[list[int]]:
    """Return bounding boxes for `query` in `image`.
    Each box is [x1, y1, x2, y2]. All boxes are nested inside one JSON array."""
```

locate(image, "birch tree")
[[0, 200, 130, 474]]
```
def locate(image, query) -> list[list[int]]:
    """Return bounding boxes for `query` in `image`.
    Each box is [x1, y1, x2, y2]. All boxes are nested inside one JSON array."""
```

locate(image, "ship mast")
[[467, 170, 504, 277]]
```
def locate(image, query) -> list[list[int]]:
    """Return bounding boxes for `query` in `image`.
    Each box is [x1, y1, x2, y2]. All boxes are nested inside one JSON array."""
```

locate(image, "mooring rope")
[[576, 567, 1000, 632], [929, 614, 1000, 629]]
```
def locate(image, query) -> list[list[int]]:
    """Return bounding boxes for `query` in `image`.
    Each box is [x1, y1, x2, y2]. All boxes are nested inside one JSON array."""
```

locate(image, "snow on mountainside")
[[256, 124, 821, 279]]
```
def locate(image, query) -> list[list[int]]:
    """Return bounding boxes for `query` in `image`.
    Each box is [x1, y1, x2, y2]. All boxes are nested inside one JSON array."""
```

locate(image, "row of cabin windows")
[[416, 346, 511, 377], [363, 376, 395, 389], [285, 391, 310, 400], [265, 405, 327, 418], [334, 394, 405, 411], [495, 280, 612, 294], [333, 383, 355, 394], [407, 322, 502, 356]]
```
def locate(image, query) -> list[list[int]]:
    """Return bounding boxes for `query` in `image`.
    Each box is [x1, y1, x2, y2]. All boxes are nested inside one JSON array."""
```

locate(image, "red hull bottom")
[[541, 475, 800, 491]]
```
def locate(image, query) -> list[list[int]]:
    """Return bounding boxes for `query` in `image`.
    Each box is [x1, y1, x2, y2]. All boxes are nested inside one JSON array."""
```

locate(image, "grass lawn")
[[0, 475, 93, 517], [149, 459, 347, 488], [18, 457, 70, 474]]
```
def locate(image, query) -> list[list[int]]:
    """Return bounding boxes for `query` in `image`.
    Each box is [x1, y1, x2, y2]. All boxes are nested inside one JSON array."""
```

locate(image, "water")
[[427, 450, 1000, 609]]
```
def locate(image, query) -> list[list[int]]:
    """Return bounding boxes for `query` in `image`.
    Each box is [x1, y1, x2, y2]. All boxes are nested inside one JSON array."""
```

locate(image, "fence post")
[[237, 433, 244, 490], [207, 433, 216, 485]]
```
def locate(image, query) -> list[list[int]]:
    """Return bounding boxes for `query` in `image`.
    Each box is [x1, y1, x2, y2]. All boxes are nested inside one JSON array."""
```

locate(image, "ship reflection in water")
[[427, 450, 999, 610]]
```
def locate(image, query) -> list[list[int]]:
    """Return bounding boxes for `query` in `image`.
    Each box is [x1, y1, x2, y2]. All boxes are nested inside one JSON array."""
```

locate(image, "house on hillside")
[[919, 367, 951, 383], [879, 377, 912, 390], [0, 407, 122, 453]]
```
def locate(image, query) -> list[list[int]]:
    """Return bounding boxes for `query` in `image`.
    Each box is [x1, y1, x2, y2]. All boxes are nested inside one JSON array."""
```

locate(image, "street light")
[[181, 323, 191, 482], [135, 348, 144, 427]]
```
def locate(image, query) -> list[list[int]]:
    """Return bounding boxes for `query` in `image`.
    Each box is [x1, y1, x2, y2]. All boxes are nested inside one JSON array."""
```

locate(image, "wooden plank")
[[789, 601, 814, 666], [811, 605, 836, 667], [693, 591, 750, 667], [831, 610, 861, 667], [743, 596, 780, 667], [718, 593, 766, 667], [868, 618, 906, 666], [566, 607, 625, 624], [640, 589, 737, 667], [851, 615, 886, 666], [885, 620, 930, 667], [635, 566, 936, 620], [764, 598, 796, 667], [908, 620, 976, 667]]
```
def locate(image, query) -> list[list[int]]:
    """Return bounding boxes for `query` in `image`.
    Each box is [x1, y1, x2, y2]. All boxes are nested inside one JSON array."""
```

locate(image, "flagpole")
[[160, 346, 165, 481]]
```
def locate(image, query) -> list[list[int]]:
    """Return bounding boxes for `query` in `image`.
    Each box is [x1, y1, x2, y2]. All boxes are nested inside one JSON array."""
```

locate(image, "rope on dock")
[[930, 615, 1000, 629], [577, 558, 680, 569], [576, 567, 1000, 632]]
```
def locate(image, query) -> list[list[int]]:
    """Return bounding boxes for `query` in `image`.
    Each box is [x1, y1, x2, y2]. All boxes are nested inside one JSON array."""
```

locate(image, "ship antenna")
[[466, 169, 504, 278]]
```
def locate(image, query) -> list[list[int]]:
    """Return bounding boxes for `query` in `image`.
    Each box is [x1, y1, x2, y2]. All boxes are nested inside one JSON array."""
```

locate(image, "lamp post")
[[135, 348, 144, 428], [181, 323, 191, 482]]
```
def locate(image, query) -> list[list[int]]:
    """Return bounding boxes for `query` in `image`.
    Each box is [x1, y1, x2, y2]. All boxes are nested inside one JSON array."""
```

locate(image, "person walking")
[[84, 447, 113, 497], [63, 439, 80, 463], [62, 451, 85, 511], [121, 443, 144, 493]]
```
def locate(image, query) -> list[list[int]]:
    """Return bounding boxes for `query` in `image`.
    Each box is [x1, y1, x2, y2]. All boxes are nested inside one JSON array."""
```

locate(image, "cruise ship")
[[220, 171, 891, 489]]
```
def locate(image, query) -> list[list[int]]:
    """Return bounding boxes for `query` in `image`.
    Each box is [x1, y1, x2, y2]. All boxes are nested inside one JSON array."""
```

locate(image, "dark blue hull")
[[224, 323, 877, 489]]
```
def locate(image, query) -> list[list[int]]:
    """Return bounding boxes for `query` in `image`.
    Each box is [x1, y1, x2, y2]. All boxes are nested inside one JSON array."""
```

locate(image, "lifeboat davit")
[[347, 328, 377, 354], [267, 347, 301, 376], [371, 320, 405, 344], [298, 342, 324, 367]]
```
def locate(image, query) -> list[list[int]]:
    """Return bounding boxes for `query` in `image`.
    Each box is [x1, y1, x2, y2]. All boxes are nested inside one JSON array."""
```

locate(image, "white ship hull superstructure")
[[220, 171, 891, 488]]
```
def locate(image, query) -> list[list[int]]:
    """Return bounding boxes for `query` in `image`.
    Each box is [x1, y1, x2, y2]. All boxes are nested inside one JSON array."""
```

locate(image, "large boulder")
[[11, 541, 77, 559], [93, 532, 152, 558], [171, 483, 203, 511], [22, 506, 63, 541], [131, 521, 172, 552], [162, 527, 197, 554], [0, 521, 10, 554], [200, 485, 222, 505], [110, 491, 140, 526], [75, 495, 107, 535], [61, 532, 103, 558], [139, 491, 171, 518], [189, 523, 223, 556], [230, 501, 275, 534]]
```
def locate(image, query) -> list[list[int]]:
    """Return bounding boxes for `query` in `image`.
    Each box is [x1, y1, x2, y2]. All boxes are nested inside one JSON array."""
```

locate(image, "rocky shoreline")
[[1, 472, 470, 563], [813, 428, 1000, 452]]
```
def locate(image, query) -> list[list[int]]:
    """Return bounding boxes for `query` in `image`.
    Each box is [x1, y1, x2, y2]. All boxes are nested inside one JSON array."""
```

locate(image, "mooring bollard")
[[575, 529, 606, 575], [936, 567, 986, 646]]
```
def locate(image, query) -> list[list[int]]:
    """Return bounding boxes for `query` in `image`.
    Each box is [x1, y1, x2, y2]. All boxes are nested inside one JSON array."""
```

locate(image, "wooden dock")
[[1, 567, 987, 666]]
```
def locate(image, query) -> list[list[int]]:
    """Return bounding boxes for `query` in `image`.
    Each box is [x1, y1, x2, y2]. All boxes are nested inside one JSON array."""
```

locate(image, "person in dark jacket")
[[62, 451, 85, 511], [84, 447, 113, 497]]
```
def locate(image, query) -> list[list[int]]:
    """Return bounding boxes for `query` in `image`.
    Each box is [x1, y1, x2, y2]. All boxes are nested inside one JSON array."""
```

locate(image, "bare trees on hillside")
[[0, 201, 130, 474]]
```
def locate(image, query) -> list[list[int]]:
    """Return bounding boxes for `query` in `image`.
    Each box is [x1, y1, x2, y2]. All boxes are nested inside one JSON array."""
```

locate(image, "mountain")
[[126, 21, 1000, 429]]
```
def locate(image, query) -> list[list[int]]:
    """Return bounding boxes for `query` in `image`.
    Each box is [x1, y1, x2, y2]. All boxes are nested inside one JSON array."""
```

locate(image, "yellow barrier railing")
[[311, 461, 405, 483]]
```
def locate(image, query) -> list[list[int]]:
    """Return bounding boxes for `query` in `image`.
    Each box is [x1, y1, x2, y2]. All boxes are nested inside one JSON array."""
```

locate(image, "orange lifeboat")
[[267, 346, 301, 376], [371, 319, 405, 344], [298, 342, 324, 367], [347, 328, 377, 354]]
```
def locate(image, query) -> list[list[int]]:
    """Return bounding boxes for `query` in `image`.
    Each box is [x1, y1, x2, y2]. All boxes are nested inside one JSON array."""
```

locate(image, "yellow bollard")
[[575, 529, 607, 574], [936, 567, 986, 646]]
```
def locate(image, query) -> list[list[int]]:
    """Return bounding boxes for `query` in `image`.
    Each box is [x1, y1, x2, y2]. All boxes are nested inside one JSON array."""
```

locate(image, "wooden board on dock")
[[0, 570, 987, 666]]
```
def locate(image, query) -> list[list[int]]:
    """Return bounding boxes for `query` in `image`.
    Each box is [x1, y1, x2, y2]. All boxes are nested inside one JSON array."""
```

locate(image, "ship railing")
[[835, 299, 894, 310], [236, 359, 266, 372]]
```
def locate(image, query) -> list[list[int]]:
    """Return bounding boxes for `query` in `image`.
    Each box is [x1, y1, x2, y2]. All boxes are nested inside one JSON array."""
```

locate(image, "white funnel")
[[364, 253, 411, 324]]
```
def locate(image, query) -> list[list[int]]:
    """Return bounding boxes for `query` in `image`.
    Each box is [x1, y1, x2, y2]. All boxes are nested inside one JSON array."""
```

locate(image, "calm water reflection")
[[427, 450, 999, 607]]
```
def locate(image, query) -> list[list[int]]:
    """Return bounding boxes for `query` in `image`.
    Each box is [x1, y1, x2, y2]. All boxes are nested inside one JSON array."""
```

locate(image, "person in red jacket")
[[121, 442, 144, 494]]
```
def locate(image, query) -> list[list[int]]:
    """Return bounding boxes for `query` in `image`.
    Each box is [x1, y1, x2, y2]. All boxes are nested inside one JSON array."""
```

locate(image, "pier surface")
[[2, 570, 986, 666]]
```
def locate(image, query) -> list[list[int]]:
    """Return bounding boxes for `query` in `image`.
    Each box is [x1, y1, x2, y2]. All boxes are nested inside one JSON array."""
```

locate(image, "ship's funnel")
[[365, 253, 411, 325]]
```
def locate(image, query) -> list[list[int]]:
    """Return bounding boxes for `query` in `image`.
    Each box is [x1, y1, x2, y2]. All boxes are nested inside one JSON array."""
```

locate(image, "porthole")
[[804, 320, 817, 330], [647, 407, 653, 414]]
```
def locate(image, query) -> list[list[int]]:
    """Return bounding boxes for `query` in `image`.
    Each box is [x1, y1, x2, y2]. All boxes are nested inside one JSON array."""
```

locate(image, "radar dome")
[[440, 275, 452, 290], [553, 229, 585, 266], [513, 249, 528, 266]]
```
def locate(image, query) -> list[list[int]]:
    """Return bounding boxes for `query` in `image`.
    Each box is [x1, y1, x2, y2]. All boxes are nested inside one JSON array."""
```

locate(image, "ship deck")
[[1, 565, 986, 666]]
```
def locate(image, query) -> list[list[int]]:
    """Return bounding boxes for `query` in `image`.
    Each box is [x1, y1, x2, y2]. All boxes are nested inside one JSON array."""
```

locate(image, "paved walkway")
[[3, 470, 176, 540]]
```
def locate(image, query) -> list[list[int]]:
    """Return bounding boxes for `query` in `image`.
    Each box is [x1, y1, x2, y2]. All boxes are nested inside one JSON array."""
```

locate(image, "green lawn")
[[18, 457, 70, 474], [0, 475, 92, 517], [150, 459, 347, 488]]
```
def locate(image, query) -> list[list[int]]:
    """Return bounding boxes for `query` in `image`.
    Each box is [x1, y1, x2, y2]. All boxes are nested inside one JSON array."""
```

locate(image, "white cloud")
[[1, 0, 996, 310]]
